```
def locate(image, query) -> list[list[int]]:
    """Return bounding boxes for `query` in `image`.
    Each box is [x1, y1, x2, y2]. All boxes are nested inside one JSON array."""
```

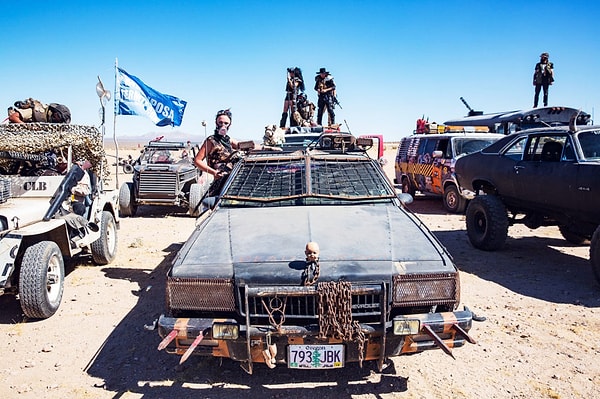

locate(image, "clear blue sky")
[[1, 0, 598, 141]]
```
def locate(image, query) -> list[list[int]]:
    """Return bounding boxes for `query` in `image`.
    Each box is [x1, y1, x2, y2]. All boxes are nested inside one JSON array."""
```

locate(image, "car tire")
[[91, 211, 118, 265], [465, 195, 508, 251], [119, 182, 137, 217], [443, 185, 467, 213], [19, 241, 65, 319], [590, 225, 600, 285], [122, 163, 134, 174], [188, 183, 204, 217], [401, 177, 415, 197], [559, 225, 589, 245]]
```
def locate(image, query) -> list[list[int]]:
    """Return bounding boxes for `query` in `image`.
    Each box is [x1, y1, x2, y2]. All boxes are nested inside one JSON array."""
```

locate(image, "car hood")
[[171, 205, 456, 284]]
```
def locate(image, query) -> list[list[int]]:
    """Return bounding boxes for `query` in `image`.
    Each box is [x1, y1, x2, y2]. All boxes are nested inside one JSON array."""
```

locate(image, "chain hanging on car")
[[301, 259, 320, 286], [317, 281, 366, 366]]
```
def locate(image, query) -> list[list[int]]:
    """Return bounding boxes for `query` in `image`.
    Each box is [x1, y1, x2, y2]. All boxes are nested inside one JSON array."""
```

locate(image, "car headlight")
[[212, 323, 239, 340], [393, 318, 421, 335]]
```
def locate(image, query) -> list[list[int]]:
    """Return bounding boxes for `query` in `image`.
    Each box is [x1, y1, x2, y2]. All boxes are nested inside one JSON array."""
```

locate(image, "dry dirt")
[[1, 145, 599, 399]]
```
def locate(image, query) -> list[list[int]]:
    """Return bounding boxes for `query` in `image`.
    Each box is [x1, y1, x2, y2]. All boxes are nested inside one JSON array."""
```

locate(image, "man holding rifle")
[[314, 67, 338, 126]]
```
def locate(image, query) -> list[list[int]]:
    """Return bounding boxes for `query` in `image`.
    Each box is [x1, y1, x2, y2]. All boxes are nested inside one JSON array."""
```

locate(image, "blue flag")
[[117, 67, 187, 127]]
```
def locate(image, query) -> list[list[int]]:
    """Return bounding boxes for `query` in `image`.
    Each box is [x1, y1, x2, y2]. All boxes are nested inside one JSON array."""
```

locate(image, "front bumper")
[[157, 308, 475, 373]]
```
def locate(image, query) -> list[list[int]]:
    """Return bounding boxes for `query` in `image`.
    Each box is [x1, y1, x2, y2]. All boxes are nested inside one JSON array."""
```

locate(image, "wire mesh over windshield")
[[222, 154, 394, 206]]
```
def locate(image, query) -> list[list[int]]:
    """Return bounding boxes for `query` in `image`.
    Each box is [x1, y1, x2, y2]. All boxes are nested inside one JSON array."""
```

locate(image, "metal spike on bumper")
[[157, 329, 178, 351], [180, 333, 205, 364], [422, 324, 455, 359]]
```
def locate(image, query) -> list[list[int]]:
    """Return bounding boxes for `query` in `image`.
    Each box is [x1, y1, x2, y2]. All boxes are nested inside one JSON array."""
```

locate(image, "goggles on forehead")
[[216, 109, 232, 119]]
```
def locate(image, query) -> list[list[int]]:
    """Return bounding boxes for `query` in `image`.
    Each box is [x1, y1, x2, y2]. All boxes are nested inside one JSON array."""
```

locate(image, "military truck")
[[0, 123, 119, 319]]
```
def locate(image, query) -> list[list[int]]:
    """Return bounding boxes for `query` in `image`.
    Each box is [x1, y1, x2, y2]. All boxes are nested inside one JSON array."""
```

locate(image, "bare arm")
[[193, 139, 220, 177]]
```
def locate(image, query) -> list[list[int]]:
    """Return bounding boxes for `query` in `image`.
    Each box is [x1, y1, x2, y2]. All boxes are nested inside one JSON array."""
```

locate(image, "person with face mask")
[[194, 109, 240, 178], [194, 109, 245, 197]]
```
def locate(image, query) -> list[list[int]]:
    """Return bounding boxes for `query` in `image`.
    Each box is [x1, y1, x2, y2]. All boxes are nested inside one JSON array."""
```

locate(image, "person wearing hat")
[[533, 52, 554, 108], [314, 67, 337, 126]]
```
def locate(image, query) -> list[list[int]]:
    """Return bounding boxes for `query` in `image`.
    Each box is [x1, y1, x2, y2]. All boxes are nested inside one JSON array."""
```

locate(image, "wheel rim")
[[446, 192, 457, 209], [46, 254, 63, 303], [106, 217, 117, 255], [473, 210, 487, 236]]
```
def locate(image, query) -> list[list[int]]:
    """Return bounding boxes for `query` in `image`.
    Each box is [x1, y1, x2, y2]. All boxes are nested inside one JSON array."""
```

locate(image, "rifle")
[[332, 95, 342, 109], [325, 93, 342, 110], [43, 164, 85, 221]]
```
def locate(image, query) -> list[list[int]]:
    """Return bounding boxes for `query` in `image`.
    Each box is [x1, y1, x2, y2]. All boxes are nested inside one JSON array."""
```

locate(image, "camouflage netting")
[[0, 123, 107, 176]]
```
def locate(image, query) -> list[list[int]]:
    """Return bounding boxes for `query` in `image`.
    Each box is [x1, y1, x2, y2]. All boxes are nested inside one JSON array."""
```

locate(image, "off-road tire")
[[559, 225, 589, 245], [443, 184, 467, 213], [402, 176, 415, 197], [466, 195, 508, 251], [19, 241, 65, 319], [590, 225, 600, 285], [188, 183, 203, 217], [119, 182, 137, 217], [91, 211, 118, 265]]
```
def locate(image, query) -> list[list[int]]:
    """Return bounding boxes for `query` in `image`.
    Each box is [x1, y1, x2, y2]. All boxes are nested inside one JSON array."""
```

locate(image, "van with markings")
[[394, 124, 503, 213]]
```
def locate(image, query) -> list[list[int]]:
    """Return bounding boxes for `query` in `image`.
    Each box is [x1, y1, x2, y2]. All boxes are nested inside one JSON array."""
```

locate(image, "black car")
[[454, 118, 600, 283], [155, 132, 475, 374], [119, 141, 207, 217]]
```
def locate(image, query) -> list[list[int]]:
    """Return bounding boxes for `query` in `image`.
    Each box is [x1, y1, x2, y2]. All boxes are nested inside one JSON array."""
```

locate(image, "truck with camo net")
[[0, 123, 119, 319]]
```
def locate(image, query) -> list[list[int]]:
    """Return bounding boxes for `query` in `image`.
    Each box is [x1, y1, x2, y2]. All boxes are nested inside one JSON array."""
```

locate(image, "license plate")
[[287, 344, 344, 369]]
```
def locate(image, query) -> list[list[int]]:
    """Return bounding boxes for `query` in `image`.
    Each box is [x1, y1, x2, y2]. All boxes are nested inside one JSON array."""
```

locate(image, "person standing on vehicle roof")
[[533, 52, 554, 108], [280, 67, 305, 128], [314, 67, 336, 126]]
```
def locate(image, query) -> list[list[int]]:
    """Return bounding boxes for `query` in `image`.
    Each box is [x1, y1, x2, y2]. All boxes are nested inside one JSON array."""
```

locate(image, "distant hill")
[[104, 131, 203, 146]]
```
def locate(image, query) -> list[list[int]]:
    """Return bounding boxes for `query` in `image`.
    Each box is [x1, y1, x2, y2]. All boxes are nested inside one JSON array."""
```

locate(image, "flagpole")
[[113, 57, 119, 189]]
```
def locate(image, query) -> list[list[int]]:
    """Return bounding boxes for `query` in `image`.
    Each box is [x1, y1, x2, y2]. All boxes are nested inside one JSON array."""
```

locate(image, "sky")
[[1, 0, 599, 142]]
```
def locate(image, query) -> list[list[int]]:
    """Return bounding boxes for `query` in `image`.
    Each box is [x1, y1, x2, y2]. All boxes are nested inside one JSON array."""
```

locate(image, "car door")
[[511, 134, 574, 213]]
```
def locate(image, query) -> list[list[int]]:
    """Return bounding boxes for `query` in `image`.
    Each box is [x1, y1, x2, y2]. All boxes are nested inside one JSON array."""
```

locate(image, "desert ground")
[[1, 143, 599, 399]]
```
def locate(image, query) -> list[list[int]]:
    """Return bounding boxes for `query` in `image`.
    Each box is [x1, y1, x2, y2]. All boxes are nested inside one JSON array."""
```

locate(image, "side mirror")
[[432, 150, 444, 159]]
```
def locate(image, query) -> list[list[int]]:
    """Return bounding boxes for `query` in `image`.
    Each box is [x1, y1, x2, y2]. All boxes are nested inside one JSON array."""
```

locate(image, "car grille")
[[240, 284, 383, 319], [0, 177, 10, 203], [139, 171, 177, 199]]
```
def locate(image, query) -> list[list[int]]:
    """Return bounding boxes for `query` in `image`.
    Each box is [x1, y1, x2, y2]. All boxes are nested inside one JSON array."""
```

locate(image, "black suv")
[[119, 141, 206, 217], [454, 114, 600, 283], [155, 132, 475, 374]]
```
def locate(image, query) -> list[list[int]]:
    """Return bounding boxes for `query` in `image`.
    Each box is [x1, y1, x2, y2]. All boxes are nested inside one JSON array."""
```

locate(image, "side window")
[[503, 136, 527, 161], [524, 135, 567, 162], [437, 139, 450, 158], [563, 138, 576, 161], [419, 139, 437, 164]]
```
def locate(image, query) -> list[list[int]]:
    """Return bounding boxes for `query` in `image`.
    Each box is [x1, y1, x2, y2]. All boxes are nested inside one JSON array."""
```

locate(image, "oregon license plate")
[[287, 344, 344, 369]]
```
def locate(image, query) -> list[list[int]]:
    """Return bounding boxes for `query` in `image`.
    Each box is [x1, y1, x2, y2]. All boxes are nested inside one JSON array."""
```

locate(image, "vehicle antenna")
[[344, 119, 352, 135]]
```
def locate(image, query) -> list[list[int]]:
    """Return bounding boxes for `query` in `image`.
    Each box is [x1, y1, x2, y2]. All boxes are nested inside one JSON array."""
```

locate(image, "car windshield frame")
[[219, 152, 396, 208]]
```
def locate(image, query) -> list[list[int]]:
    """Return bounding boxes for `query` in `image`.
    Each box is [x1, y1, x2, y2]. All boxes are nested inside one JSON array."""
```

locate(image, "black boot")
[[279, 112, 288, 128]]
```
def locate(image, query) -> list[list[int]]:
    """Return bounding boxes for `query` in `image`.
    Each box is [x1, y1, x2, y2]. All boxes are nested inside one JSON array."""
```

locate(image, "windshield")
[[452, 137, 500, 158], [220, 155, 395, 207], [577, 130, 600, 161]]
